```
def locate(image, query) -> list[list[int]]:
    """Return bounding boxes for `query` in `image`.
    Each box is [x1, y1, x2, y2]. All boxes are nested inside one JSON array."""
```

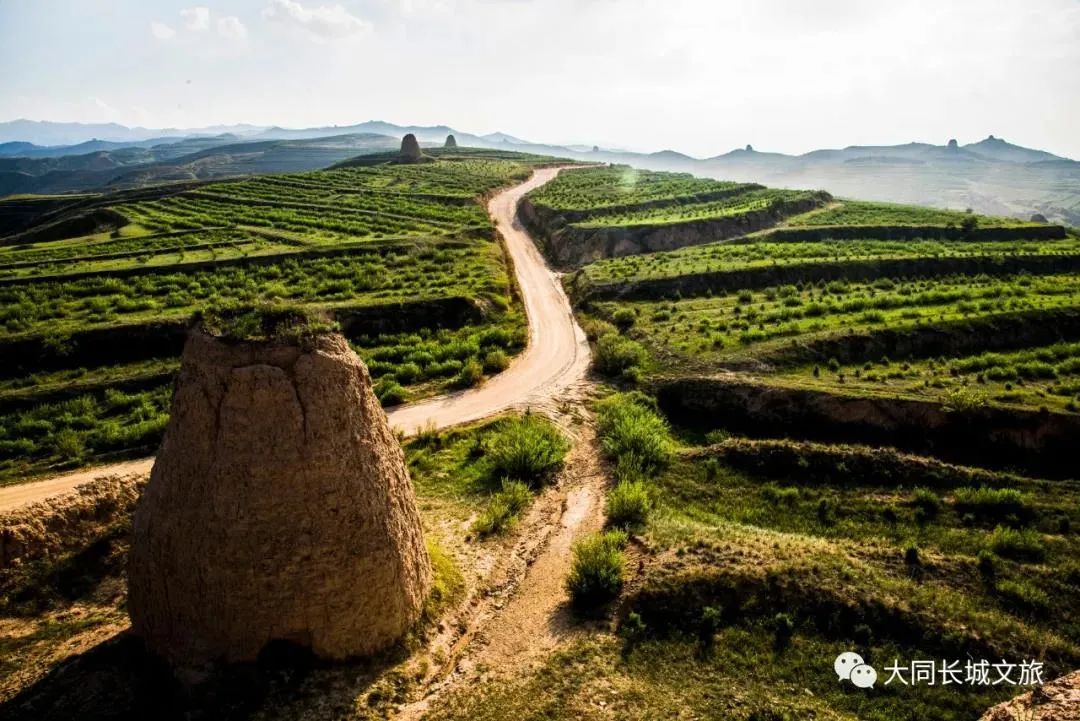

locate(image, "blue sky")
[[1, 0, 1078, 157]]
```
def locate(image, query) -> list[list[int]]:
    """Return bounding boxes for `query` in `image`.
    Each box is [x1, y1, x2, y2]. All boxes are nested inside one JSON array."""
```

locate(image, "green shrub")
[[698, 605, 723, 650], [580, 317, 617, 342], [472, 479, 533, 537], [595, 392, 674, 476], [485, 415, 568, 485], [611, 308, 637, 329], [482, 349, 510, 373], [762, 484, 799, 506], [375, 379, 408, 407], [593, 333, 647, 377], [52, 429, 85, 462], [910, 488, 942, 520], [953, 487, 1034, 524], [995, 579, 1050, 611], [453, 358, 484, 388], [567, 529, 628, 609], [986, 526, 1046, 562], [606, 480, 651, 528], [773, 612, 795, 650], [619, 611, 647, 644]]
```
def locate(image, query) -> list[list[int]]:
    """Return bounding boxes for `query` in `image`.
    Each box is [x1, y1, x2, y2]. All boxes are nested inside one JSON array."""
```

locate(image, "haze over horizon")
[[1, 0, 1078, 159]]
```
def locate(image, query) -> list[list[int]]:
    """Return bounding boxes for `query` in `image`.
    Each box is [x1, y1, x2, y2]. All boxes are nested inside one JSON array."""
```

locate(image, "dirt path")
[[0, 167, 590, 512], [395, 422, 607, 721], [0, 459, 153, 513]]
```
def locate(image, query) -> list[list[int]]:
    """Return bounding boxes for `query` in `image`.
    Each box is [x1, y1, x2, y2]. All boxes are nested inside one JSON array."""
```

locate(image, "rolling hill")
[[1, 120, 1077, 225]]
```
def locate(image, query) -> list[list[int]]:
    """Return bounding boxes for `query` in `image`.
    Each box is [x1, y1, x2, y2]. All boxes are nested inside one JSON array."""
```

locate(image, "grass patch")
[[595, 392, 674, 479], [471, 479, 533, 537], [483, 414, 569, 486], [606, 480, 652, 529], [567, 529, 629, 610], [985, 526, 1047, 563]]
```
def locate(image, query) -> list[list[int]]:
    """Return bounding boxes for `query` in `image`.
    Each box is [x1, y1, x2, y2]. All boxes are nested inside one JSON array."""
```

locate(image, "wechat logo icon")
[[835, 652, 877, 689]]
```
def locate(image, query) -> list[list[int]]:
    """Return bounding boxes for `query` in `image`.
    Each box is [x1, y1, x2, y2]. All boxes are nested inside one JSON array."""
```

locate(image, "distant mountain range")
[[0, 119, 1077, 225]]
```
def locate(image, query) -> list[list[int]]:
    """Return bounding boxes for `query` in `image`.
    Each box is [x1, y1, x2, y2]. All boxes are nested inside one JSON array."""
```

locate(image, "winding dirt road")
[[0, 167, 590, 513]]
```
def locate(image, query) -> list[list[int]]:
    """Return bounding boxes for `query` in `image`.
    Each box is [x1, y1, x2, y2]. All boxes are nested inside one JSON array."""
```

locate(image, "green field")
[[570, 188, 823, 228], [774, 340, 1080, 412], [524, 165, 752, 211], [578, 236, 1080, 284], [589, 272, 1080, 366], [0, 151, 556, 480], [786, 199, 1043, 228]]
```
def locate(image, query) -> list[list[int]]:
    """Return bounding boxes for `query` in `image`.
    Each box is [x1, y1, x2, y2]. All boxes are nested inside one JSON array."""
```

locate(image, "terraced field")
[[478, 165, 1080, 720], [786, 199, 1042, 228], [520, 165, 831, 266], [0, 149, 559, 481], [524, 166, 754, 212], [591, 272, 1080, 364]]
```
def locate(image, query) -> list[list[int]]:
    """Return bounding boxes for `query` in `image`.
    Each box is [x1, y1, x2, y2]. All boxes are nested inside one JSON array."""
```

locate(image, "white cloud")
[[149, 21, 176, 40], [180, 6, 212, 31], [263, 0, 372, 39], [217, 16, 249, 42]]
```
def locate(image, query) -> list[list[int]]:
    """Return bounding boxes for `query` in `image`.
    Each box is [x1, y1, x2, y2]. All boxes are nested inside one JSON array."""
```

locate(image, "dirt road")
[[0, 167, 590, 513], [383, 166, 590, 435]]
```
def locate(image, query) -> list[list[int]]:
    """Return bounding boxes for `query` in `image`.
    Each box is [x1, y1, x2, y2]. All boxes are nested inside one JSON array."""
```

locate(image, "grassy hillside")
[[469, 164, 1080, 721]]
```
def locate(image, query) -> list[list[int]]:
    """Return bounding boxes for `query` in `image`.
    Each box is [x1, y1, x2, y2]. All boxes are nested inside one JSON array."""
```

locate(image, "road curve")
[[0, 167, 590, 512], [385, 166, 590, 435]]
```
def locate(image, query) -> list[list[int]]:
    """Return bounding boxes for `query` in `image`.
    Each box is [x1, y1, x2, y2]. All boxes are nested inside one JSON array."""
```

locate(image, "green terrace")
[[0, 312, 527, 482], [587, 272, 1080, 368], [786, 199, 1045, 228], [431, 397, 1079, 721], [0, 228, 310, 280], [570, 188, 824, 228], [0, 152, 563, 481], [522, 165, 751, 211], [117, 193, 473, 240], [0, 243, 510, 338], [576, 236, 1080, 285], [773, 340, 1080, 413]]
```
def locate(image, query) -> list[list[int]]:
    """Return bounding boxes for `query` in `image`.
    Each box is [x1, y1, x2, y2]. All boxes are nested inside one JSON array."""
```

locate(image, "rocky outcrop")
[[128, 327, 432, 669], [444, 134, 457, 148], [980, 670, 1080, 720]]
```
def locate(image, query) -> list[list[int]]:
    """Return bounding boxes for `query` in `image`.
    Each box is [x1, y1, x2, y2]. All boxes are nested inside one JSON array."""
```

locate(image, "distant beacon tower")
[[745, 144, 754, 152], [400, 133, 422, 162], [444, 134, 457, 148], [947, 139, 959, 150]]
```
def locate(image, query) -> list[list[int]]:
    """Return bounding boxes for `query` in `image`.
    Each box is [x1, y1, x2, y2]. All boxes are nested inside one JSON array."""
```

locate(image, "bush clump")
[[953, 487, 1034, 525], [472, 479, 532, 537], [606, 480, 651, 528], [909, 488, 942, 521], [453, 358, 484, 388], [197, 303, 338, 344], [374, 379, 408, 407], [595, 392, 674, 478], [567, 529, 628, 609], [593, 333, 647, 378], [485, 414, 569, 485], [985, 526, 1046, 563]]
